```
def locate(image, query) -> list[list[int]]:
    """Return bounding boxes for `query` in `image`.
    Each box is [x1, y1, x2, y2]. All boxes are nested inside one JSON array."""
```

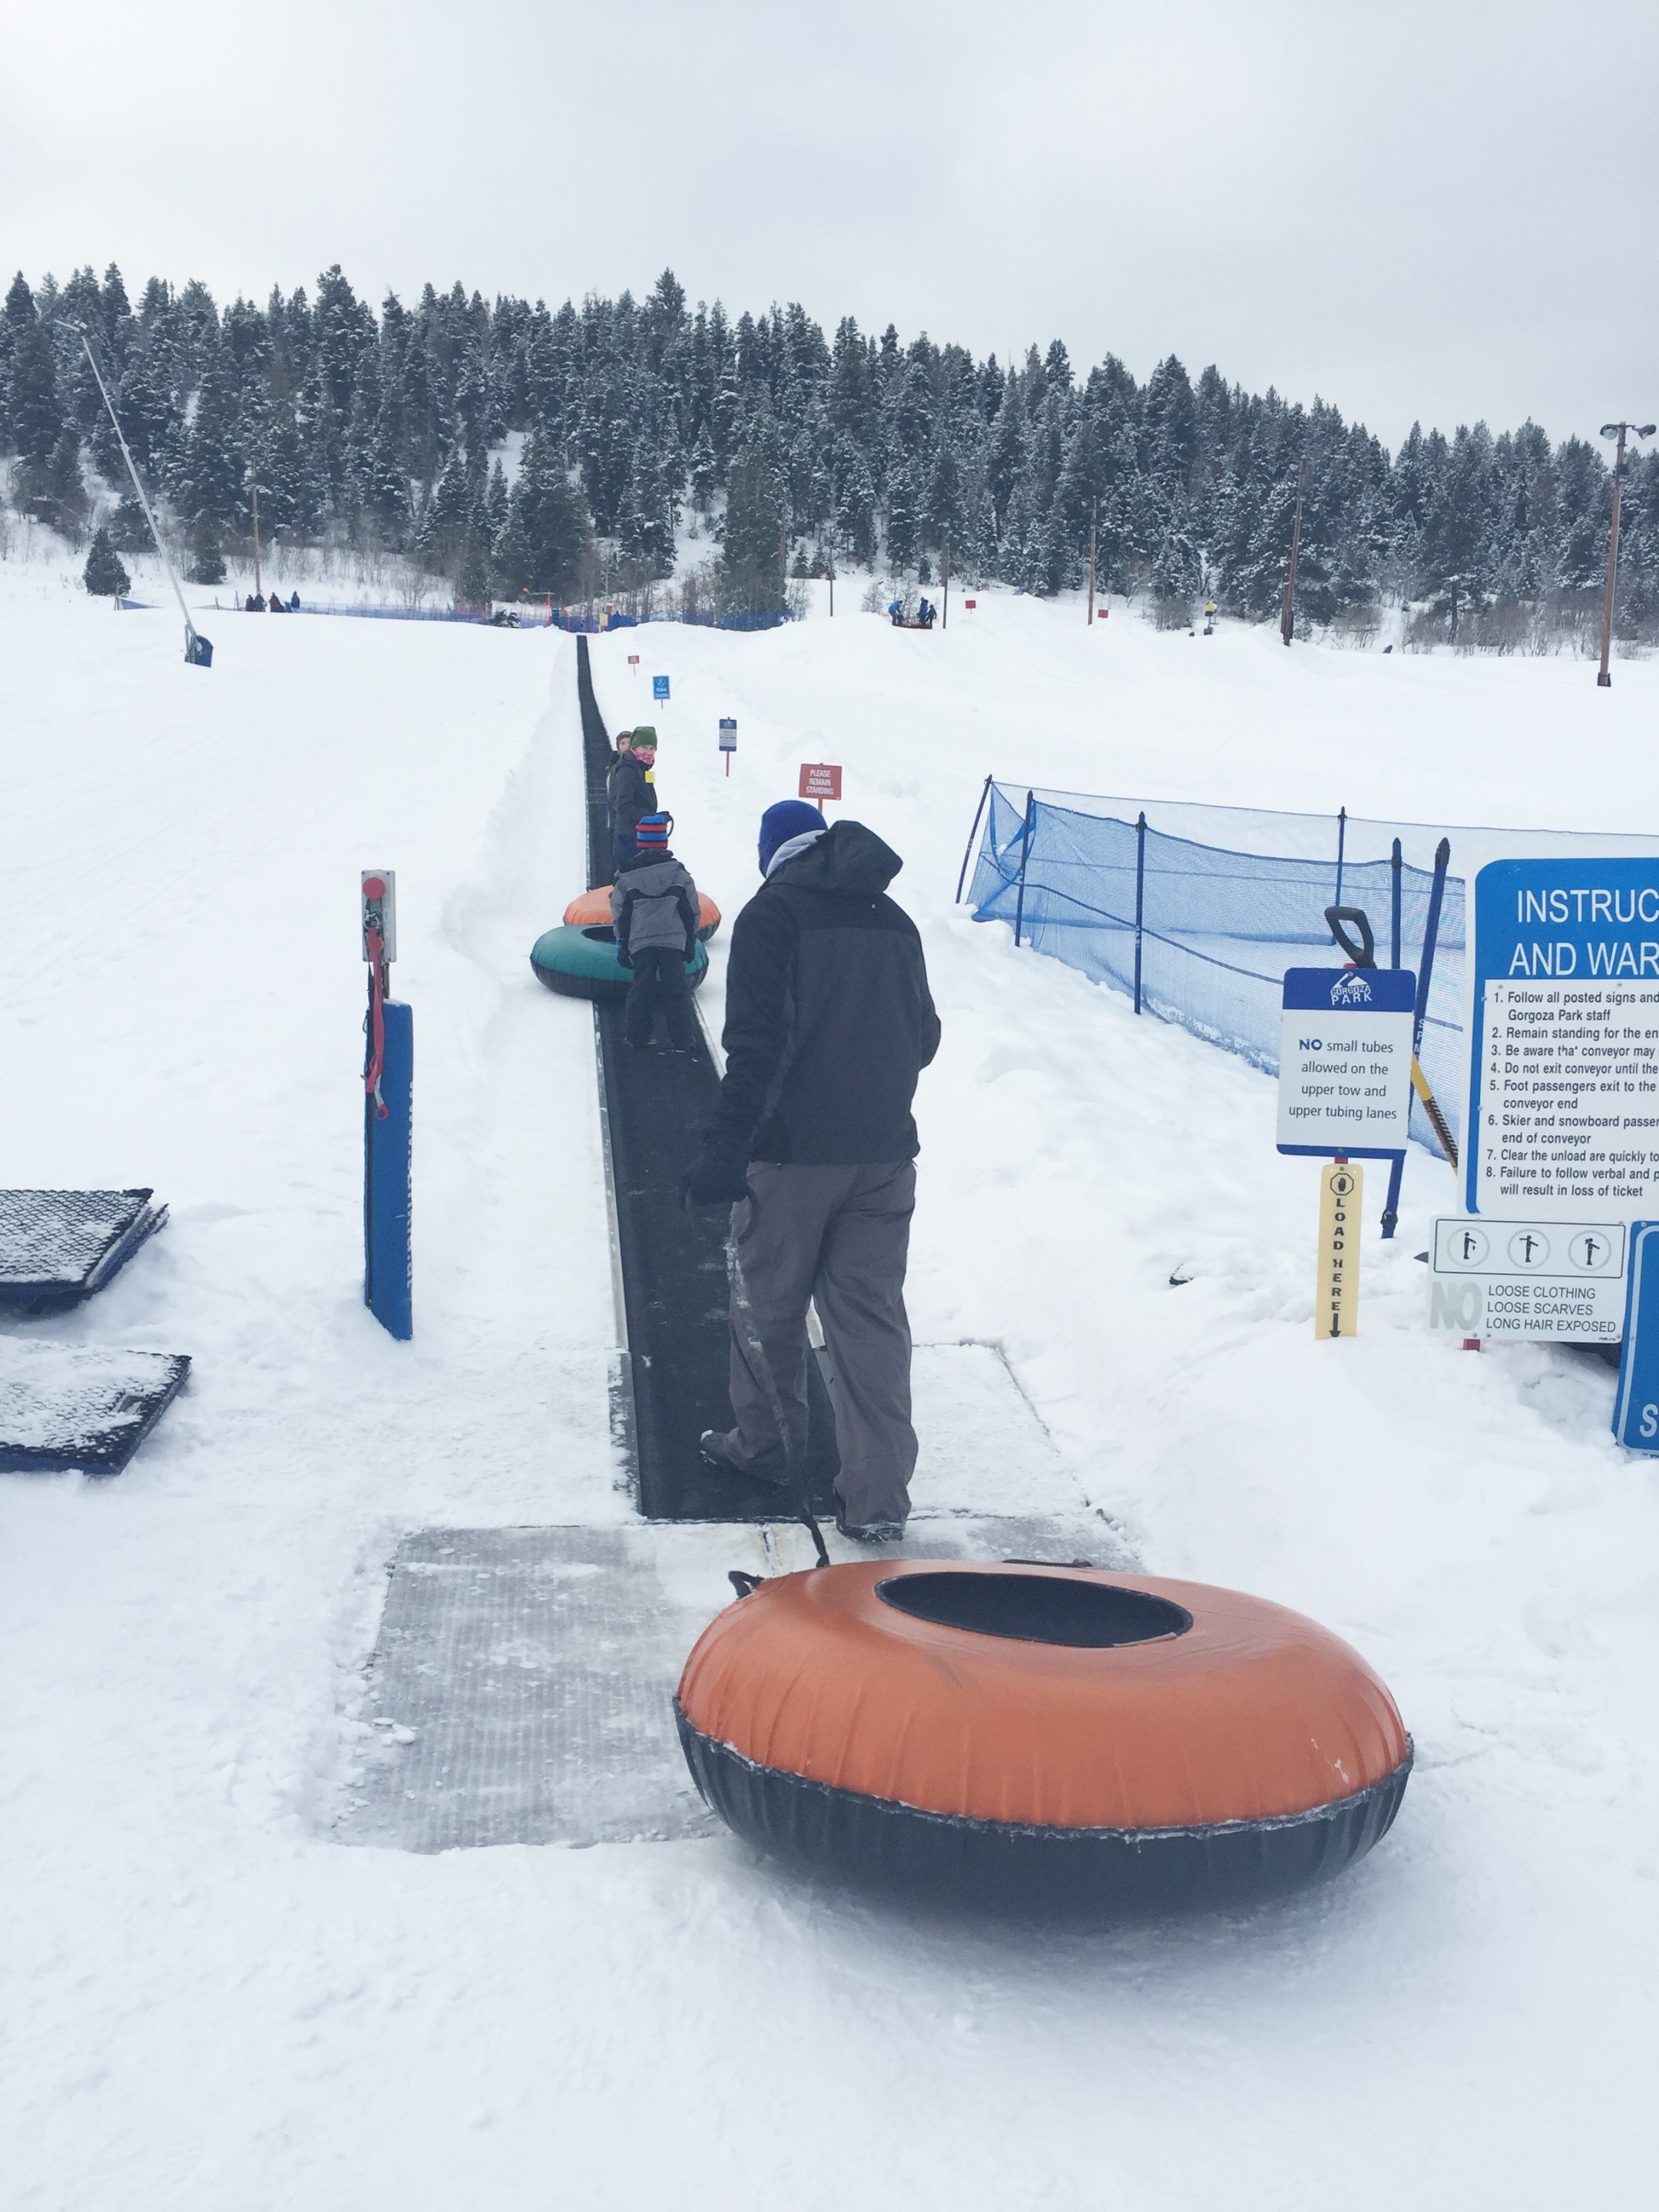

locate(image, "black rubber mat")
[[0, 1188, 167, 1315], [0, 1342, 190, 1474], [576, 637, 837, 1521]]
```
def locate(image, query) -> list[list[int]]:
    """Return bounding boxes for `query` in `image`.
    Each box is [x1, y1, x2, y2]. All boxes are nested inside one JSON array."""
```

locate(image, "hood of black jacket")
[[771, 818, 902, 896]]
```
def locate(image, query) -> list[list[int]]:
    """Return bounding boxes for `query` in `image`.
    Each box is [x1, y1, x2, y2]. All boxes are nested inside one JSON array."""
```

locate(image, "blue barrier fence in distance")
[[964, 783, 1466, 1158]]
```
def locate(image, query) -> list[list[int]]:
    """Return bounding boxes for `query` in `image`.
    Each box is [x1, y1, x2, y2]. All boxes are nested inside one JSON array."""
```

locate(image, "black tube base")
[[677, 1707, 1412, 1917]]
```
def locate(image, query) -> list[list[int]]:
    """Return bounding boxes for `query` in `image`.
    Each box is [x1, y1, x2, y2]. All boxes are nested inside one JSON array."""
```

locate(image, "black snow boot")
[[699, 1429, 790, 1488], [833, 1505, 907, 1544]]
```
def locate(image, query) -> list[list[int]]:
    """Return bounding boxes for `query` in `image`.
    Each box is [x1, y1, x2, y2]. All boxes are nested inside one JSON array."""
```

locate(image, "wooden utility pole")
[[1087, 506, 1098, 627], [1598, 419, 1655, 688], [941, 529, 950, 630], [1280, 462, 1306, 647], [826, 533, 835, 618], [250, 478, 262, 601]]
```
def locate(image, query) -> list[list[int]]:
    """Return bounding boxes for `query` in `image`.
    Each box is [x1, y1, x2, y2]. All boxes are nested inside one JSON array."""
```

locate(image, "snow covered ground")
[[1, 548, 1654, 2208]]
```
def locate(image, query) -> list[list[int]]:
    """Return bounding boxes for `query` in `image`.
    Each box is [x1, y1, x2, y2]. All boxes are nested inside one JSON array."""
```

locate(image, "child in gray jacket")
[[611, 813, 700, 1048]]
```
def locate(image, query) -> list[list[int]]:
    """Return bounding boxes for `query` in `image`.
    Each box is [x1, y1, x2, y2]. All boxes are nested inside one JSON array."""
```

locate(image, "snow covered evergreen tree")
[[82, 524, 129, 597]]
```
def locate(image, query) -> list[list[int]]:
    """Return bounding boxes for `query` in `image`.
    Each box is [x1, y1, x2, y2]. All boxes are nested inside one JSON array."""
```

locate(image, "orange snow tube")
[[676, 1561, 1411, 1912], [563, 886, 721, 941]]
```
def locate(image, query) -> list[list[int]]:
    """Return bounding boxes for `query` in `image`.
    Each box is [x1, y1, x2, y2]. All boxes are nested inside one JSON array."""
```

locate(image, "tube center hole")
[[876, 1571, 1191, 1648]]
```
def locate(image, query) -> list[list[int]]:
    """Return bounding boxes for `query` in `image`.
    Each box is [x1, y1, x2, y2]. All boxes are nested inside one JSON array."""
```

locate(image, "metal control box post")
[[362, 870, 412, 1340]]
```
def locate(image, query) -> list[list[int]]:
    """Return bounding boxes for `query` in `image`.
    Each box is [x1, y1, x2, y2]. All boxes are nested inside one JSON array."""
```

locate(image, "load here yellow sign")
[[1318, 1161, 1362, 1339]]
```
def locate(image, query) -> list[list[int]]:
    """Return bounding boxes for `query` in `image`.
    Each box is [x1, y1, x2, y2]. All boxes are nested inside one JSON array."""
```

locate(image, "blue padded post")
[[365, 1001, 412, 1339], [1133, 811, 1147, 1014]]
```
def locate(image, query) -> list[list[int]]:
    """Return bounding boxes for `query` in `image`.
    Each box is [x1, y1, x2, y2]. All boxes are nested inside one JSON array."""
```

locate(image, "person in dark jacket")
[[604, 730, 633, 838], [610, 729, 657, 876], [684, 798, 941, 1541], [611, 813, 700, 1048]]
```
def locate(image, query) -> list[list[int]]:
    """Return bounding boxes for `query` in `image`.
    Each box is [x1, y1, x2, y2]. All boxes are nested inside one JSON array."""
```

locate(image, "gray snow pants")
[[723, 1161, 918, 1528]]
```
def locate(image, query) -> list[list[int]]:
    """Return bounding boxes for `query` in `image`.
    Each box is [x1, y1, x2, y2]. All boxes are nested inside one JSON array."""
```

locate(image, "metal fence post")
[[1012, 790, 1037, 948], [955, 773, 994, 906], [1382, 838, 1405, 1235], [1389, 836, 1402, 969], [1334, 805, 1347, 909], [1134, 810, 1147, 1014]]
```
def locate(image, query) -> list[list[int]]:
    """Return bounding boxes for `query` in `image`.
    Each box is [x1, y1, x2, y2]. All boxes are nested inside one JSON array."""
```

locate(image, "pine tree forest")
[[3, 260, 1655, 649]]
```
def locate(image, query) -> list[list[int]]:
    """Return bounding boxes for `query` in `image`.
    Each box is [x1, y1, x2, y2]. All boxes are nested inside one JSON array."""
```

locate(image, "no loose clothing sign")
[[1426, 1214, 1625, 1342], [800, 763, 842, 803]]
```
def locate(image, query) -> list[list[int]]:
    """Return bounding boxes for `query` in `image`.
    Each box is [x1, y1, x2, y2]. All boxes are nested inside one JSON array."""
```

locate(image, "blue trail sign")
[[653, 674, 670, 702]]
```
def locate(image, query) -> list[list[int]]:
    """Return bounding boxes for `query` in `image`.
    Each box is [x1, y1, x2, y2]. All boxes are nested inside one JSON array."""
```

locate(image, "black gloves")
[[680, 1138, 752, 1209]]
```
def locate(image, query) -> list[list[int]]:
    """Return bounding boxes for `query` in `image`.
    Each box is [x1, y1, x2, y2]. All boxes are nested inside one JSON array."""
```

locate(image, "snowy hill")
[[0, 561, 1653, 2208]]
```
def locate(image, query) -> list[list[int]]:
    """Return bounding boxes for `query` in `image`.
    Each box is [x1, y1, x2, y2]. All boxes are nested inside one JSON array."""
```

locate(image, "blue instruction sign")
[[1276, 967, 1417, 1157], [719, 717, 736, 751], [653, 674, 670, 702], [1466, 858, 1659, 1217], [1612, 1220, 1659, 1447]]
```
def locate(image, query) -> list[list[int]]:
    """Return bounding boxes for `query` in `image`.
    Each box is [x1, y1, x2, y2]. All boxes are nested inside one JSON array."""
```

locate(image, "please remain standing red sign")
[[799, 763, 842, 805]]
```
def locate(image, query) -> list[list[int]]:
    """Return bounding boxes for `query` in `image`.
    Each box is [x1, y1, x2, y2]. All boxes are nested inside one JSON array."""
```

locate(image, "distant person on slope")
[[610, 727, 657, 876], [611, 812, 700, 1051], [683, 798, 941, 1542]]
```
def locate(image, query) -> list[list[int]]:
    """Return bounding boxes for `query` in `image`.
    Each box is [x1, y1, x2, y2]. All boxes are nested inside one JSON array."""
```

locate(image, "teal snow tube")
[[529, 923, 709, 1001]]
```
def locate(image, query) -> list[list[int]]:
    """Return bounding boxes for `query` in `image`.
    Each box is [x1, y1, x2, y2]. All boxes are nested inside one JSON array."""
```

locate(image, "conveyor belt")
[[576, 637, 838, 1519]]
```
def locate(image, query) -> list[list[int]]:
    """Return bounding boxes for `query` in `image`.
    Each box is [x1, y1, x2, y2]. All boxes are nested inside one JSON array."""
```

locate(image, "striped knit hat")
[[635, 812, 671, 849]]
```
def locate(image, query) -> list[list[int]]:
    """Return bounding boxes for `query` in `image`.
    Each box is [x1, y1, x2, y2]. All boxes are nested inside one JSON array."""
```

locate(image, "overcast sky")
[[5, 0, 1655, 451]]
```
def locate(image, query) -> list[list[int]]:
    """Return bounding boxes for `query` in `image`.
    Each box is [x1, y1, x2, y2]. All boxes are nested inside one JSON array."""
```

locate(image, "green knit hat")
[[631, 724, 658, 750]]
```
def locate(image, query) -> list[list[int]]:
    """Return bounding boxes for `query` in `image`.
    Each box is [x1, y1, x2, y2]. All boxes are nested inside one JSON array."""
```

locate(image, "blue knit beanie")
[[636, 812, 671, 849], [758, 799, 826, 872]]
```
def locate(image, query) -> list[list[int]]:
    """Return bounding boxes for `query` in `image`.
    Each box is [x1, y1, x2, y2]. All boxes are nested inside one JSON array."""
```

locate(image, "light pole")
[[1597, 419, 1654, 687], [248, 471, 263, 604]]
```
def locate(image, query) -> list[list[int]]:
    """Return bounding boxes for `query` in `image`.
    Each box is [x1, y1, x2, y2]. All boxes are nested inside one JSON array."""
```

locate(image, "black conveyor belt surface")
[[576, 637, 837, 1519]]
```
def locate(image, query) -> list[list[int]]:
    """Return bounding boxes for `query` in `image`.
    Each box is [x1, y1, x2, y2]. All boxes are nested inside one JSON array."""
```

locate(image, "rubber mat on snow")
[[0, 1340, 190, 1474], [335, 1512, 1133, 1853], [0, 1187, 167, 1315]]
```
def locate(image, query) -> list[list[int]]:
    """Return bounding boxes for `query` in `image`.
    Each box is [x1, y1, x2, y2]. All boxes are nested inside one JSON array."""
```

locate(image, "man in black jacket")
[[684, 800, 941, 1540]]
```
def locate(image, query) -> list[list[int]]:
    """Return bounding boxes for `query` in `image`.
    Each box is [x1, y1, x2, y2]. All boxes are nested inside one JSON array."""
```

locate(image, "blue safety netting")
[[965, 783, 1466, 1157]]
